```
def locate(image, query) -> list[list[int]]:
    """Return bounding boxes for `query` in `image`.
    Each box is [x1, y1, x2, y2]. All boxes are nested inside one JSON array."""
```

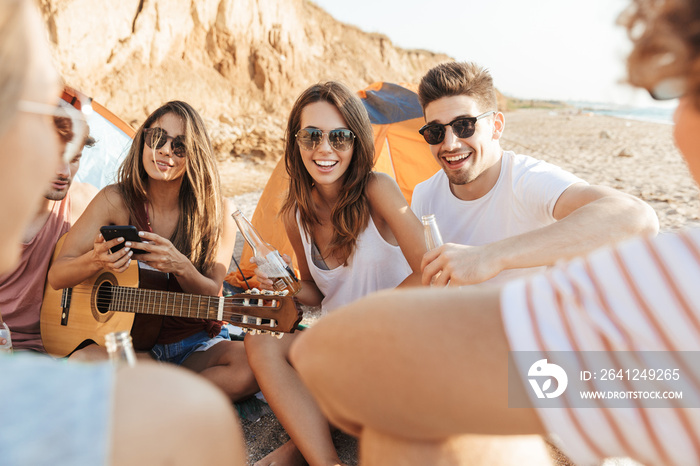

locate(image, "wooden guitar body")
[[41, 257, 142, 357]]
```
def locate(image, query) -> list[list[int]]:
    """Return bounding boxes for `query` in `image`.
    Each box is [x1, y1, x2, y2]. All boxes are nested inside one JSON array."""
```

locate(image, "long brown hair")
[[280, 82, 375, 266], [117, 101, 223, 274]]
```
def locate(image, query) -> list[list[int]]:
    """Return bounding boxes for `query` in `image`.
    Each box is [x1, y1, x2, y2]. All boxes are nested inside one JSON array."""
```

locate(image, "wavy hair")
[[117, 101, 223, 274], [621, 0, 700, 108], [418, 62, 498, 113], [54, 116, 96, 148], [280, 82, 375, 266]]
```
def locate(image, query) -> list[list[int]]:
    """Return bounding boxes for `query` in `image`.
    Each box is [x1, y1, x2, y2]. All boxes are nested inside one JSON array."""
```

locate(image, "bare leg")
[[246, 332, 344, 466], [69, 343, 153, 361], [69, 343, 109, 361], [361, 429, 551, 466], [181, 339, 259, 402], [291, 287, 546, 464], [112, 362, 245, 465]]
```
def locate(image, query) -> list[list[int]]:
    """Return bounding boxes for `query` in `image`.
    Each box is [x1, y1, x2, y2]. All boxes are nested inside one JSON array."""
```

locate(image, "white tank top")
[[297, 211, 412, 313]]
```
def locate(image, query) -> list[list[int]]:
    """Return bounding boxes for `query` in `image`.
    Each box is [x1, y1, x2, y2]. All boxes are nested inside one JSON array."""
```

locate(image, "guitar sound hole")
[[96, 281, 114, 315]]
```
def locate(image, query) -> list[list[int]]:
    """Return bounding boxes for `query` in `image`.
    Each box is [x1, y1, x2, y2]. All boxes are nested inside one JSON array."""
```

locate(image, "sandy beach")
[[501, 108, 698, 232], [225, 108, 696, 465]]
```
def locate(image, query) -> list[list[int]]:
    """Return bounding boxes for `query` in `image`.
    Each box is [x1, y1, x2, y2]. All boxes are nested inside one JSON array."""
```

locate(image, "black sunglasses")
[[418, 110, 495, 145], [295, 128, 356, 152], [144, 127, 186, 158]]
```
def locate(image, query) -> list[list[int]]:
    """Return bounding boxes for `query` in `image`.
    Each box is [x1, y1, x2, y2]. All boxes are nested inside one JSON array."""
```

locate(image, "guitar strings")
[[58, 287, 287, 323]]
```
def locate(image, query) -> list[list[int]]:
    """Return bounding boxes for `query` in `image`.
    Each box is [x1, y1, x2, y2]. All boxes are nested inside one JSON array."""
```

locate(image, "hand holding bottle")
[[233, 209, 301, 296], [1, 321, 13, 353], [421, 214, 446, 287], [251, 253, 293, 291]]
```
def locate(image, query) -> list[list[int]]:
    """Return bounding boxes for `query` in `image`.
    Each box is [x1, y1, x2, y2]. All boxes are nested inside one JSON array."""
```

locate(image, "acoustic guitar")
[[40, 236, 302, 357]]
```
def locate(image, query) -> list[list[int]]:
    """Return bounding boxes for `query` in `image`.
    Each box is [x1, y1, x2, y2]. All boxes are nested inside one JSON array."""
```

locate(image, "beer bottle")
[[105, 330, 137, 367], [421, 214, 444, 250], [422, 214, 446, 286], [232, 209, 301, 296]]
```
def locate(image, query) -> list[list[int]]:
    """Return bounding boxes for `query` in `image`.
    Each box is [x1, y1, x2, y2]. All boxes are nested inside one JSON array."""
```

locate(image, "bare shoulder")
[[366, 172, 406, 208], [101, 184, 131, 214], [366, 172, 399, 194], [77, 184, 130, 225]]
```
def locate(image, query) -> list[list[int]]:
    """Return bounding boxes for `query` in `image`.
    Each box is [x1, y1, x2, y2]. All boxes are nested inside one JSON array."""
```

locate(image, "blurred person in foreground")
[[0, 1, 244, 464], [0, 115, 97, 352], [291, 0, 700, 464]]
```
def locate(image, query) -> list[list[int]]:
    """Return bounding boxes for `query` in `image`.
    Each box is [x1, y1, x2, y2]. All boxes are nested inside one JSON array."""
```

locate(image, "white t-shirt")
[[411, 150, 585, 284], [501, 228, 700, 465]]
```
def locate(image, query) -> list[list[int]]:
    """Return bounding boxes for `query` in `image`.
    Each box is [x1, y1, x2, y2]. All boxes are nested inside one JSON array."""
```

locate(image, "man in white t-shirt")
[[413, 62, 659, 285]]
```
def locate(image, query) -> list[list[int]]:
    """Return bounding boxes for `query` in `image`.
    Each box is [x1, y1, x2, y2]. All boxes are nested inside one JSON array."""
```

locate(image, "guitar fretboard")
[[110, 286, 223, 320]]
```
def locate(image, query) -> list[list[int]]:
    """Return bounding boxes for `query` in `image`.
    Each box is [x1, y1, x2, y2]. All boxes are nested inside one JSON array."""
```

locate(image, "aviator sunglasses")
[[144, 127, 186, 158], [295, 128, 356, 152], [418, 110, 496, 145]]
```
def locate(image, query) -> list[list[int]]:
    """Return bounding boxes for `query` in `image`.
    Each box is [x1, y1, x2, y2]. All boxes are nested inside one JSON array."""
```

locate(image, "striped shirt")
[[502, 228, 700, 465]]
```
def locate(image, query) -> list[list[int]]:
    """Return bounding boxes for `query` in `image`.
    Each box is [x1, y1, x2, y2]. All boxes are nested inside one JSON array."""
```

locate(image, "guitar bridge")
[[60, 288, 72, 326]]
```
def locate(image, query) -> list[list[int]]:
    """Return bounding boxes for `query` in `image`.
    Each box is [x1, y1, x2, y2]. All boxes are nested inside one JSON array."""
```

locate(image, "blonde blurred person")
[[291, 0, 700, 465], [0, 1, 244, 464]]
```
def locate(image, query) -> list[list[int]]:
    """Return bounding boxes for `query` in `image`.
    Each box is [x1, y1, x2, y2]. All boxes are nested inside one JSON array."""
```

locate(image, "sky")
[[311, 0, 668, 107]]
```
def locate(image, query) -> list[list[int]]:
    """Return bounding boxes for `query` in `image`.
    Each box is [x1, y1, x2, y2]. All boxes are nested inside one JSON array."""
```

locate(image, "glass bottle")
[[105, 330, 136, 367], [421, 214, 444, 250], [0, 313, 13, 354], [232, 209, 301, 296]]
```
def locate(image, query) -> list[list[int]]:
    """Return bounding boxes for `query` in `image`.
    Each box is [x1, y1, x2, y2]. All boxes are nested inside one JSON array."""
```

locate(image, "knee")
[[288, 333, 305, 369], [289, 330, 317, 381], [69, 343, 108, 362], [113, 364, 245, 465], [243, 333, 283, 366]]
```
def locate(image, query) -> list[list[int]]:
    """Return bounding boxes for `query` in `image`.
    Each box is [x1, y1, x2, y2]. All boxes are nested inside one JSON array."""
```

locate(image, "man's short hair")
[[418, 62, 498, 113], [53, 116, 95, 150]]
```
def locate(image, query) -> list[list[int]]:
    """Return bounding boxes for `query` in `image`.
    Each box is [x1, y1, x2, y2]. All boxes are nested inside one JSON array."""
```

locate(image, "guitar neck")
[[111, 285, 224, 321]]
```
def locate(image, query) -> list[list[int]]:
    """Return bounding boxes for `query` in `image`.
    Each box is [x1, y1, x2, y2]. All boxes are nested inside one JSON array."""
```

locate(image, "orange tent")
[[226, 82, 440, 290]]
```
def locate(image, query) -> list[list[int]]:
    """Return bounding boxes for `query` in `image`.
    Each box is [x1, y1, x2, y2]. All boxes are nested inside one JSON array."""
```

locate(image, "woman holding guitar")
[[48, 101, 259, 403], [247, 82, 426, 466]]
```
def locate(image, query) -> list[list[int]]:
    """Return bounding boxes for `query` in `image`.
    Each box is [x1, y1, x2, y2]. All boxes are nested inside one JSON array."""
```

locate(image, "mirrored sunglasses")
[[418, 110, 495, 145], [143, 127, 186, 158], [18, 96, 90, 163], [295, 128, 355, 152]]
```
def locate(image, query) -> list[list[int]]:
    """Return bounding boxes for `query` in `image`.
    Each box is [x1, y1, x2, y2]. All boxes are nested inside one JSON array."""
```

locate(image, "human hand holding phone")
[[100, 225, 146, 254]]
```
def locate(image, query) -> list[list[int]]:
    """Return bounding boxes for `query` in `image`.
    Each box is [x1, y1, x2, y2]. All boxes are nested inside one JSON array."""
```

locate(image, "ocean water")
[[569, 101, 677, 124]]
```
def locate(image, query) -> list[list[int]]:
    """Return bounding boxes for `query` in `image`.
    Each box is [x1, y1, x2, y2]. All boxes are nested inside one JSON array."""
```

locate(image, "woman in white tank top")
[[245, 82, 426, 465]]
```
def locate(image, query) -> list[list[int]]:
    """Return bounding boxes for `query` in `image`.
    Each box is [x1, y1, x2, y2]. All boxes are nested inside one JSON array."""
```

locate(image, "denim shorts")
[[150, 326, 230, 366]]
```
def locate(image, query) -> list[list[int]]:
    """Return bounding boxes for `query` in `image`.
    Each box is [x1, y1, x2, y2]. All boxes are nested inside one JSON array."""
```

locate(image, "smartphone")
[[100, 225, 145, 254]]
